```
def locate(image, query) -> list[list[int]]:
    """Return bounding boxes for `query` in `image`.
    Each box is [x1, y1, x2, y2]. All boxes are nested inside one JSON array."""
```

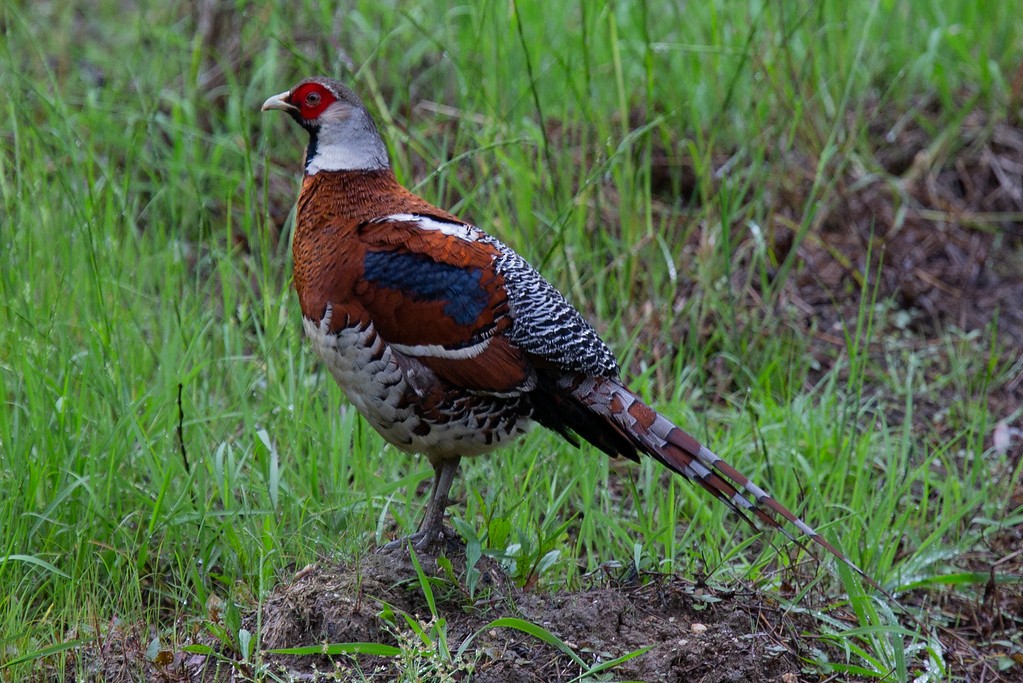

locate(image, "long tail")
[[537, 374, 884, 593]]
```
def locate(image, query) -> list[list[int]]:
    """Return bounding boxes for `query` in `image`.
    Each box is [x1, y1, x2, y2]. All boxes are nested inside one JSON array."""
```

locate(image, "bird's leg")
[[379, 457, 460, 553], [417, 457, 460, 543]]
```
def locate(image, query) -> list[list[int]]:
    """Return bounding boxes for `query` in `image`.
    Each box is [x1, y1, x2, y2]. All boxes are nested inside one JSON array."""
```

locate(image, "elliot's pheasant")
[[262, 76, 877, 589]]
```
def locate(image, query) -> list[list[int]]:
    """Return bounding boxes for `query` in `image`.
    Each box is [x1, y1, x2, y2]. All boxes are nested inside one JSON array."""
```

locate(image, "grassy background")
[[1, 0, 1021, 679]]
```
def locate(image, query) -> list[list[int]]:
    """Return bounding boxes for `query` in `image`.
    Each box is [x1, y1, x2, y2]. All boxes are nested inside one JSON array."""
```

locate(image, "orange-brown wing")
[[353, 213, 534, 394]]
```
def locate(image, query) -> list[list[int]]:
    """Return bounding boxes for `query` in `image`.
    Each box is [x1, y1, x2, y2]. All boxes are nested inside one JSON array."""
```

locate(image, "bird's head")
[[262, 77, 390, 175]]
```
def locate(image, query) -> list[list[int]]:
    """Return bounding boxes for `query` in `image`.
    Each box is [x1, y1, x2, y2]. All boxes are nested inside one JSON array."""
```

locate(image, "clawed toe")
[[377, 526, 447, 554]]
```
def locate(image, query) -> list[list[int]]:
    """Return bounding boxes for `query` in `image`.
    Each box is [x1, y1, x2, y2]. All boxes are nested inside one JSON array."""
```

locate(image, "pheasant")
[[261, 76, 878, 589]]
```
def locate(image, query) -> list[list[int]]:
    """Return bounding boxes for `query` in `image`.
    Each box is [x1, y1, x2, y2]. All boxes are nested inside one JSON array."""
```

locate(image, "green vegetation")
[[1, 0, 1020, 680]]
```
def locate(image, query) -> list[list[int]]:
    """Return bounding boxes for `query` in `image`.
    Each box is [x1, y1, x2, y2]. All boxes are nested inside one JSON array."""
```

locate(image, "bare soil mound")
[[182, 538, 817, 682]]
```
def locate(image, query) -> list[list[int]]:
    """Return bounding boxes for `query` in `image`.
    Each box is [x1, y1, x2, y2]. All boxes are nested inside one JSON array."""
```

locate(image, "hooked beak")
[[261, 90, 297, 112]]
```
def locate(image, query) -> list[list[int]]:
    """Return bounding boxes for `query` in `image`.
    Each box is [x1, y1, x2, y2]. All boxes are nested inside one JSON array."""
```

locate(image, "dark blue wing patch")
[[363, 251, 488, 326]]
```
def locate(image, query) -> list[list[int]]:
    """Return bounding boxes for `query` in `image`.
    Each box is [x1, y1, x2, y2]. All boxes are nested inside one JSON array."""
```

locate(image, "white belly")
[[302, 313, 529, 459]]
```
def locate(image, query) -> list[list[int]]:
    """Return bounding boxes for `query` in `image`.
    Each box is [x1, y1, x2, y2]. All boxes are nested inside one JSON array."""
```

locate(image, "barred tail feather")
[[566, 375, 884, 593], [656, 421, 885, 593]]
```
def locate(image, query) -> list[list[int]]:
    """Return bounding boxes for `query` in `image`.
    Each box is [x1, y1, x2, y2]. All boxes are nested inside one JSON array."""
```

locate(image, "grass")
[[1, 0, 1021, 680]]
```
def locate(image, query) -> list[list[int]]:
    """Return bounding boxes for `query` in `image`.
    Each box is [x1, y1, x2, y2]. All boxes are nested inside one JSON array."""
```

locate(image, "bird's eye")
[[305, 92, 321, 107]]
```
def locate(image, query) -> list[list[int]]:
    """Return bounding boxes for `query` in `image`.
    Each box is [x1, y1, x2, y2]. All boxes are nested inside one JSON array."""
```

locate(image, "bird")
[[261, 76, 879, 590]]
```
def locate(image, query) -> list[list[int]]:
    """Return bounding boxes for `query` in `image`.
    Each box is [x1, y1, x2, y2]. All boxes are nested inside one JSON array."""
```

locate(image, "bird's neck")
[[303, 111, 390, 174]]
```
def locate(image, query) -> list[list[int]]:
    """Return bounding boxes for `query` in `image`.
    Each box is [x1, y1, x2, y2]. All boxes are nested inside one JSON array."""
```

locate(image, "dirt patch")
[[176, 537, 813, 683], [781, 100, 1023, 347], [56, 533, 1023, 682]]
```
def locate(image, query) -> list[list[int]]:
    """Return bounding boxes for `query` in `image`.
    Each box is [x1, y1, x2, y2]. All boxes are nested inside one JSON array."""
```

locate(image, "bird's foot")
[[378, 458, 460, 555], [377, 525, 448, 554]]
